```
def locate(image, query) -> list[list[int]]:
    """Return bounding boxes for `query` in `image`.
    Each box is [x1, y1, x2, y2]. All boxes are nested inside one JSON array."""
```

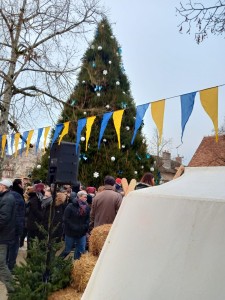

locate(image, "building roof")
[[188, 135, 225, 167]]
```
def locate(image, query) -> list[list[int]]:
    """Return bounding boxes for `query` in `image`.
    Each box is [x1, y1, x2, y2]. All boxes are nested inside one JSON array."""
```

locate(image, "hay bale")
[[89, 224, 112, 256], [71, 253, 98, 292], [48, 287, 82, 300]]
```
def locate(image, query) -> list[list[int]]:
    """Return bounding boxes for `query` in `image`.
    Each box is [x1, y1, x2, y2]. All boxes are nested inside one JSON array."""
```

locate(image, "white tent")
[[82, 167, 225, 300]]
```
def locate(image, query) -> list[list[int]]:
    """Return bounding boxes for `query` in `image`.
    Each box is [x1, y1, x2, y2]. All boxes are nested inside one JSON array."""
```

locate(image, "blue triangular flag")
[[180, 92, 196, 142], [131, 103, 149, 144], [98, 112, 113, 149]]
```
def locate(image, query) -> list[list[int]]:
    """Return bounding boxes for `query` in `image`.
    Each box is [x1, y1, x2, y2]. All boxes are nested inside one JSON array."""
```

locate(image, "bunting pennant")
[[0, 84, 221, 159], [76, 118, 87, 154], [180, 92, 196, 142], [200, 87, 218, 142], [43, 126, 51, 151], [20, 131, 29, 156], [26, 130, 34, 156], [113, 110, 124, 149], [1, 135, 7, 158], [51, 123, 64, 147], [86, 116, 96, 151], [11, 133, 15, 153], [98, 112, 113, 149], [151, 99, 165, 145], [131, 103, 149, 145], [36, 128, 43, 153], [14, 133, 20, 157], [58, 121, 70, 145]]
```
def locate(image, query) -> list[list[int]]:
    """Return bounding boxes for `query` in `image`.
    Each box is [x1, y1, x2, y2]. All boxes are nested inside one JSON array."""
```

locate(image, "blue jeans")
[[0, 244, 14, 292], [60, 235, 86, 260]]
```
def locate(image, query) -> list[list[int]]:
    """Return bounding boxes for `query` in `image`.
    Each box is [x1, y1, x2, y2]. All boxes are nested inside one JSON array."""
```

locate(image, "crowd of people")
[[0, 172, 155, 293]]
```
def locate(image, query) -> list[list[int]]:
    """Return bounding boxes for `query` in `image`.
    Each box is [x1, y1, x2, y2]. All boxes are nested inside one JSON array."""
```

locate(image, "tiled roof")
[[188, 135, 225, 167]]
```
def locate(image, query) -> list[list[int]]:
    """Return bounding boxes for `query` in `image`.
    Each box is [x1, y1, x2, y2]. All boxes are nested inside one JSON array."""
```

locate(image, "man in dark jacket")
[[89, 176, 122, 230], [0, 179, 16, 293], [7, 179, 25, 271], [60, 191, 90, 260]]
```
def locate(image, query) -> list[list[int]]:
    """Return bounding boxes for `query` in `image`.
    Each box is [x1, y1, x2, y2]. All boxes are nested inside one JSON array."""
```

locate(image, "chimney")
[[162, 151, 171, 169], [175, 155, 182, 165]]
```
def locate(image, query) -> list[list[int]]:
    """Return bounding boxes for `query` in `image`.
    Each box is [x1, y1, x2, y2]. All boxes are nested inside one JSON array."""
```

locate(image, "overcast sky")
[[100, 0, 225, 164]]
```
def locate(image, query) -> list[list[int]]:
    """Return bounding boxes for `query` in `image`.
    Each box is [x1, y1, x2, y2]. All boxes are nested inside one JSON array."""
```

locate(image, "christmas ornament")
[[71, 99, 76, 106], [146, 153, 151, 159], [92, 61, 96, 68], [97, 93, 101, 97], [142, 139, 146, 143], [134, 171, 138, 175], [136, 153, 141, 160], [141, 165, 144, 169], [121, 144, 125, 148], [93, 172, 99, 178], [121, 102, 127, 109], [111, 156, 115, 161], [83, 111, 87, 115], [82, 80, 85, 84], [116, 81, 120, 85], [122, 91, 126, 94], [97, 46, 102, 50], [102, 24, 104, 28], [126, 126, 130, 131], [150, 167, 154, 172], [80, 136, 85, 141], [94, 85, 102, 92], [105, 104, 110, 109], [108, 61, 112, 64], [117, 47, 122, 55], [91, 45, 95, 49], [80, 153, 88, 160], [103, 138, 107, 142], [110, 35, 114, 39], [103, 70, 108, 75]]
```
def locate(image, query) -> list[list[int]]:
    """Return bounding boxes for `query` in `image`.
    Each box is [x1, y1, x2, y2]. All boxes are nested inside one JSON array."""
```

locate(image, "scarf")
[[77, 199, 88, 216]]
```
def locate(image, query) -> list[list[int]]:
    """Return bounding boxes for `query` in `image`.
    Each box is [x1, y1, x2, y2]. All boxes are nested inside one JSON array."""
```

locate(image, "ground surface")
[[0, 243, 27, 300]]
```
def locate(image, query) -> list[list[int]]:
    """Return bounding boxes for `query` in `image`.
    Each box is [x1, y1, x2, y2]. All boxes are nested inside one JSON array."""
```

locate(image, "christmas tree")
[[36, 18, 155, 186]]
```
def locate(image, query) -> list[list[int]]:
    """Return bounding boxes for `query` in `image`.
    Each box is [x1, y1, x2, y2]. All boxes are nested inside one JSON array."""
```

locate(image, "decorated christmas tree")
[[36, 18, 156, 186]]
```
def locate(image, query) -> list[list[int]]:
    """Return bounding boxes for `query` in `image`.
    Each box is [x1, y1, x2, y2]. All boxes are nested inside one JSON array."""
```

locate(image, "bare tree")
[[176, 1, 225, 43], [0, 0, 105, 138], [148, 128, 173, 157]]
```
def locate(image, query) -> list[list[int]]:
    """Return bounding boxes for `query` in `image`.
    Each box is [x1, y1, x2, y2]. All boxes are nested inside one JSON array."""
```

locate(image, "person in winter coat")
[[60, 191, 90, 260], [26, 183, 45, 249], [89, 176, 122, 230], [135, 172, 155, 190], [7, 179, 25, 271], [41, 189, 66, 243], [0, 179, 16, 293]]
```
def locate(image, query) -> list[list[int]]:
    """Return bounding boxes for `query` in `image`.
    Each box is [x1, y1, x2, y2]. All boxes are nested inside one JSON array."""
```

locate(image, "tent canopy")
[[82, 167, 225, 300]]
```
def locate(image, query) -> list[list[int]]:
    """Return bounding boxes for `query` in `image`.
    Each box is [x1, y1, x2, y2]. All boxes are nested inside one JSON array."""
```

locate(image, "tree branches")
[[176, 1, 225, 43], [0, 0, 105, 135]]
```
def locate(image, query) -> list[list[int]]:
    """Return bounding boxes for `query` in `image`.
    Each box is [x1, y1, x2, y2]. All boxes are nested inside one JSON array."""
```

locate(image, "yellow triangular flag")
[[58, 122, 70, 145], [200, 87, 218, 142], [1, 135, 7, 158], [151, 99, 165, 145], [26, 130, 34, 156], [14, 133, 20, 157], [43, 126, 51, 151], [113, 110, 125, 149], [85, 116, 96, 151]]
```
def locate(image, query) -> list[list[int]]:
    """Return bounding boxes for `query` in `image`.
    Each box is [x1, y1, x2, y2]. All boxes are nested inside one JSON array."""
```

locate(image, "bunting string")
[[1, 84, 223, 157]]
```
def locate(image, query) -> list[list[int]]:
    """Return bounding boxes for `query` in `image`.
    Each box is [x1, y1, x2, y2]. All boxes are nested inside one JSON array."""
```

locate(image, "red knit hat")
[[116, 178, 122, 184], [86, 186, 96, 194], [34, 183, 45, 193]]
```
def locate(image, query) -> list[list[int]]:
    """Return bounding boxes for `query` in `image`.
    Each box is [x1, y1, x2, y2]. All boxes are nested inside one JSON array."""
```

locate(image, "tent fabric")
[[82, 167, 225, 300]]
